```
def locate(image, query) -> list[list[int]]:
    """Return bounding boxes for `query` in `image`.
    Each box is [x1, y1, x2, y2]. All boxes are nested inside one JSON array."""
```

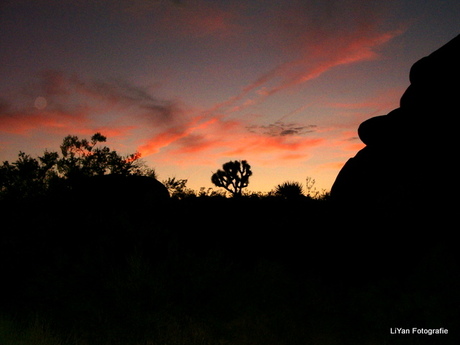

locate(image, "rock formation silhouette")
[[76, 174, 170, 210], [330, 34, 460, 213], [61, 174, 171, 224]]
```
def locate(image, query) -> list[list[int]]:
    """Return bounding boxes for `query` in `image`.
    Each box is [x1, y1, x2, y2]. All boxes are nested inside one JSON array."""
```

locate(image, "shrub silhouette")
[[274, 181, 304, 199], [211, 160, 252, 197], [162, 177, 195, 199]]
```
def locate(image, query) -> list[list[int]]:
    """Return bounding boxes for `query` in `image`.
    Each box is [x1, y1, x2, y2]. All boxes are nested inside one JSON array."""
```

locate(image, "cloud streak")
[[0, 70, 186, 135], [203, 1, 405, 117], [247, 121, 317, 137], [118, 0, 240, 40], [147, 117, 324, 167], [0, 97, 90, 135]]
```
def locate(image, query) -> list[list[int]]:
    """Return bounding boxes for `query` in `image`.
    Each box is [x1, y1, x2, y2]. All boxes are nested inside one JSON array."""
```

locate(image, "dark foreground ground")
[[0, 196, 458, 344]]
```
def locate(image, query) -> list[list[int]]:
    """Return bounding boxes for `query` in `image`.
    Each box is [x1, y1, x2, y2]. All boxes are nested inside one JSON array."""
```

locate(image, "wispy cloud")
[[0, 70, 185, 136], [0, 97, 90, 135], [118, 0, 240, 39], [233, 31, 401, 116], [203, 1, 405, 117], [247, 121, 317, 137], [137, 113, 324, 167], [137, 115, 219, 156]]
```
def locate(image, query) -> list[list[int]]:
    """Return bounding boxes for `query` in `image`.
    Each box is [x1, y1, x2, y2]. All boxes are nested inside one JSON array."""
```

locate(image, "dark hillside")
[[1, 193, 458, 344]]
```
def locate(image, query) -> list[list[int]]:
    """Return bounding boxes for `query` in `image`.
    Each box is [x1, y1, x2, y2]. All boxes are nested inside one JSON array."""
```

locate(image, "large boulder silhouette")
[[74, 174, 170, 212], [330, 34, 460, 213], [58, 174, 170, 255]]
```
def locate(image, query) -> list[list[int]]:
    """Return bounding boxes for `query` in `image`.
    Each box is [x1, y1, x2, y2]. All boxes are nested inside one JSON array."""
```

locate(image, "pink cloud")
[[137, 115, 220, 156], [252, 29, 403, 100], [279, 153, 307, 161], [176, 5, 235, 38], [0, 104, 136, 142], [136, 110, 324, 168], [0, 99, 90, 135], [0, 71, 187, 137], [327, 86, 404, 111], [223, 135, 323, 158], [123, 0, 241, 39], [206, 31, 403, 119], [201, 2, 405, 118], [138, 130, 187, 157]]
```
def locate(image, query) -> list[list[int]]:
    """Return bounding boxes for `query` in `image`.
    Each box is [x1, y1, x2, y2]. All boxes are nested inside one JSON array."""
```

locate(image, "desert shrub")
[[274, 181, 304, 199]]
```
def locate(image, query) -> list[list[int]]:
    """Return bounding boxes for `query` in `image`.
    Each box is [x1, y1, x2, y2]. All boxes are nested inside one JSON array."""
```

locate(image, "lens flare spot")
[[34, 96, 47, 110]]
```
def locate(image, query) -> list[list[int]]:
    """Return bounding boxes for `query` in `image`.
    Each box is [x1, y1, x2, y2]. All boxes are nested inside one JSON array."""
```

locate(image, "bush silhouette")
[[274, 181, 304, 199]]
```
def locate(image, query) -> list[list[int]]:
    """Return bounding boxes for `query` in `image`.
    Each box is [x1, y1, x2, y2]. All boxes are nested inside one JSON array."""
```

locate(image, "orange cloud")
[[0, 71, 188, 139], [223, 135, 323, 157], [136, 110, 324, 168], [138, 130, 187, 156], [137, 115, 220, 156], [0, 102, 89, 135]]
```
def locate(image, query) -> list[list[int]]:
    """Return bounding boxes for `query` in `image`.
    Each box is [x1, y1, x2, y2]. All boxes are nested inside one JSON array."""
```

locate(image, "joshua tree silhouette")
[[211, 160, 252, 197]]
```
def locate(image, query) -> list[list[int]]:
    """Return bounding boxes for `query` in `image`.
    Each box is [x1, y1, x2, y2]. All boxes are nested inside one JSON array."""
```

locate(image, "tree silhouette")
[[0, 133, 156, 200], [0, 151, 58, 200], [162, 177, 192, 199], [211, 160, 252, 197], [58, 133, 155, 179]]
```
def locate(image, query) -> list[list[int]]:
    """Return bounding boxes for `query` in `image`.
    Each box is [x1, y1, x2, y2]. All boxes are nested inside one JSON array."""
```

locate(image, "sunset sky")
[[1, 0, 459, 193]]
